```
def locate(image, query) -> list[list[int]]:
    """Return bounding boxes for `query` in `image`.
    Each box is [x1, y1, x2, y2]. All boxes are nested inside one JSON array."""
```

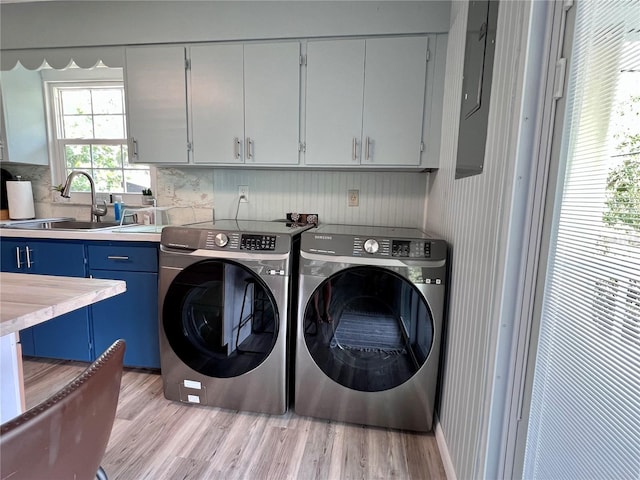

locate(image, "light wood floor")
[[22, 358, 447, 480]]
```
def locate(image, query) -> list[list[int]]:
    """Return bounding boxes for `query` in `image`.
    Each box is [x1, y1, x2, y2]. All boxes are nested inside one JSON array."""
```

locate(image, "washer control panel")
[[240, 234, 277, 251]]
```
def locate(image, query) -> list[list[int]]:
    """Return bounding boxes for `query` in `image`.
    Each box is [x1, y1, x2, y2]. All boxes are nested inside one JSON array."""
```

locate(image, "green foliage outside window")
[[603, 95, 640, 234]]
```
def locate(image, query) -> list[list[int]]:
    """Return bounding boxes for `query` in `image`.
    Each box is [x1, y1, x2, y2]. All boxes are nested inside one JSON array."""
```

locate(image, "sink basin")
[[4, 220, 121, 231]]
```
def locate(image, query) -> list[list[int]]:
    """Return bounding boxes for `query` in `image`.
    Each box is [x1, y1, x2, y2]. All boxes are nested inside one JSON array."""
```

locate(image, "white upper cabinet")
[[305, 36, 429, 167], [189, 44, 244, 165], [0, 68, 48, 166], [243, 43, 300, 165], [125, 46, 189, 164], [190, 42, 300, 165], [123, 35, 443, 169], [361, 37, 428, 167], [305, 39, 365, 166]]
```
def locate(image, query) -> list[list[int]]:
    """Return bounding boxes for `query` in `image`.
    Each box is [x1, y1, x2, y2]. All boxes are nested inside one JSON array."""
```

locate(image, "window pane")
[[91, 89, 123, 114], [93, 169, 123, 193], [65, 144, 91, 169], [94, 115, 125, 138], [63, 115, 94, 139], [60, 89, 91, 115], [92, 145, 123, 169], [124, 169, 150, 193]]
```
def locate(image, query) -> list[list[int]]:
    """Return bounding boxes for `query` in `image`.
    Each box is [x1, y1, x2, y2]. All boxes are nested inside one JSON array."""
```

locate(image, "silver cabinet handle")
[[15, 247, 22, 269], [365, 136, 371, 161], [131, 137, 139, 159], [107, 256, 129, 261], [25, 246, 33, 269], [352, 137, 359, 161], [246, 137, 253, 160], [234, 137, 241, 159]]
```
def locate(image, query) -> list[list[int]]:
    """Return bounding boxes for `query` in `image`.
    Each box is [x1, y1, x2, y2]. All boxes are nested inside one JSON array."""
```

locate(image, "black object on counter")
[[0, 168, 14, 209]]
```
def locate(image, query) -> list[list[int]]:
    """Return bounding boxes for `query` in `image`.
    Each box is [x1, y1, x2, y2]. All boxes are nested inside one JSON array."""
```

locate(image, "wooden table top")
[[0, 272, 126, 336]]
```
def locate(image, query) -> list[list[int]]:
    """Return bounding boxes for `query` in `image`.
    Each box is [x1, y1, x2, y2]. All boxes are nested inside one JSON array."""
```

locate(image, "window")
[[522, 1, 640, 478], [49, 80, 149, 194]]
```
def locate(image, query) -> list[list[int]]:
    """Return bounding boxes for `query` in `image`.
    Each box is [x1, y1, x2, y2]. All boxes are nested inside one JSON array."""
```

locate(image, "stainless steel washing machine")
[[295, 224, 447, 431], [159, 219, 313, 415]]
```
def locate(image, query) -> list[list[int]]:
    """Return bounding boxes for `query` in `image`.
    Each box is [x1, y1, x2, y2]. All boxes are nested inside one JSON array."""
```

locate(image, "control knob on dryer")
[[214, 232, 229, 247], [363, 238, 379, 254]]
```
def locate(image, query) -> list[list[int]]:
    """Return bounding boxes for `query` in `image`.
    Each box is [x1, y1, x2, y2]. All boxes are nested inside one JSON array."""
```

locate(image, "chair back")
[[0, 339, 126, 480]]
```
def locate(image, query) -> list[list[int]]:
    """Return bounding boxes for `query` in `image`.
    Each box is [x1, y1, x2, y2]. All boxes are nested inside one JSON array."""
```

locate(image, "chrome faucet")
[[60, 170, 107, 222]]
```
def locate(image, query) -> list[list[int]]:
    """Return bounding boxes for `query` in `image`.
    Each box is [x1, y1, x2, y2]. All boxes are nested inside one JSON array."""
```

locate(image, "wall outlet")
[[239, 185, 249, 203], [348, 189, 359, 207], [164, 182, 175, 197]]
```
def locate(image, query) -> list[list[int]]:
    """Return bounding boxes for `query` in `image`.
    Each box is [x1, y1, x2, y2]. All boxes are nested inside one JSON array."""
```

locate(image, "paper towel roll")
[[6, 180, 35, 220]]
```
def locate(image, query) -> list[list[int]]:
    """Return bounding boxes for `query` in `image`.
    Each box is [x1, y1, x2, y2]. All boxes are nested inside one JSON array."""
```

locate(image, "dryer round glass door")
[[163, 259, 279, 378], [303, 266, 434, 392]]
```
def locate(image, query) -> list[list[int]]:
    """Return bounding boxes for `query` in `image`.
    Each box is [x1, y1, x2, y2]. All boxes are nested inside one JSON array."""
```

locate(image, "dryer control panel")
[[354, 238, 433, 258], [302, 226, 447, 261], [391, 240, 431, 258]]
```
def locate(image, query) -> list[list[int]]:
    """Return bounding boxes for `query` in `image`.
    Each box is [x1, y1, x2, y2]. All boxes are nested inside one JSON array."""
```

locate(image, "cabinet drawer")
[[88, 245, 158, 272]]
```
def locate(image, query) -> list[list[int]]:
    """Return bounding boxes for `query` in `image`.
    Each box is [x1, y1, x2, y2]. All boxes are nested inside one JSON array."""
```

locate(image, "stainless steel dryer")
[[159, 219, 313, 415], [295, 224, 447, 431]]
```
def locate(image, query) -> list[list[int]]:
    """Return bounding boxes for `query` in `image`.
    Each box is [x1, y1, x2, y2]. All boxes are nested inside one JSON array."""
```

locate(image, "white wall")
[[426, 1, 533, 478], [0, 1, 450, 49]]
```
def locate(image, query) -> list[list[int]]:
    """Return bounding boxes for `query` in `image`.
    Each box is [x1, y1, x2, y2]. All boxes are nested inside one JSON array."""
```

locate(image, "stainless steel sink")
[[4, 219, 121, 231]]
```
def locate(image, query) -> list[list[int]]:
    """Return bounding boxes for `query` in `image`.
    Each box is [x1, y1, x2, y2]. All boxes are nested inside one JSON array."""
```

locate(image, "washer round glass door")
[[163, 259, 279, 378], [303, 266, 434, 392]]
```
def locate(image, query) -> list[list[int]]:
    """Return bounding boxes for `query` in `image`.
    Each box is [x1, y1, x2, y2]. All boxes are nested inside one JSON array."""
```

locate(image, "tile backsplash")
[[5, 164, 428, 228]]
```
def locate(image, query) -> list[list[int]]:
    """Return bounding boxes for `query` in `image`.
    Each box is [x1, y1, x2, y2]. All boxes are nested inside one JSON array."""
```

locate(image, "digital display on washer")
[[391, 240, 432, 258], [240, 234, 277, 250], [392, 240, 411, 257]]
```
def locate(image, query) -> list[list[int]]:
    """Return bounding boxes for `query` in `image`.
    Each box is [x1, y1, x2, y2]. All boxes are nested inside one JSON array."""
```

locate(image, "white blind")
[[523, 1, 640, 479]]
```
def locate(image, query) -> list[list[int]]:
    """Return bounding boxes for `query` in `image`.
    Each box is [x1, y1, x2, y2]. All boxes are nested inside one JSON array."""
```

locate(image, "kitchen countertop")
[[0, 223, 162, 242], [0, 272, 126, 336]]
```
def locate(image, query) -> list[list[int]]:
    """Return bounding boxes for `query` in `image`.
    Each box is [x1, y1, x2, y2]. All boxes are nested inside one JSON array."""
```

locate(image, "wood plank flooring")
[[22, 358, 446, 480]]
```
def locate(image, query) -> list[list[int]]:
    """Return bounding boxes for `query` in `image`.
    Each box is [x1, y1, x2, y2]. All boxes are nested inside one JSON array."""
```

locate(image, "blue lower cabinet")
[[0, 239, 93, 361], [28, 312, 93, 362], [90, 269, 160, 368], [0, 237, 160, 365], [88, 242, 159, 369]]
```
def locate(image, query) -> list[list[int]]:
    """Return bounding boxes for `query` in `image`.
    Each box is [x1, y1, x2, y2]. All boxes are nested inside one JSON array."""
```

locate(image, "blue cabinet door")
[[0, 239, 22, 273], [12, 240, 92, 362], [90, 269, 160, 368], [0, 240, 35, 354]]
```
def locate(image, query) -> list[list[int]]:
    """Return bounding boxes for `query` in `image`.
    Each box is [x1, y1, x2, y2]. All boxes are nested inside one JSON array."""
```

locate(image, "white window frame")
[[43, 67, 153, 204]]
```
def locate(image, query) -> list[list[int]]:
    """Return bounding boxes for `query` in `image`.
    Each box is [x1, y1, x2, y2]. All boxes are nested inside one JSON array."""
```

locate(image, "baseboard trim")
[[435, 413, 457, 480]]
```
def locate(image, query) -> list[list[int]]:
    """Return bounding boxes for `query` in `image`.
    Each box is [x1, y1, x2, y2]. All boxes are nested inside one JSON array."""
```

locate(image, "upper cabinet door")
[[125, 46, 189, 164], [190, 44, 244, 165], [305, 39, 365, 166], [244, 42, 300, 165], [361, 37, 428, 167], [0, 68, 49, 165]]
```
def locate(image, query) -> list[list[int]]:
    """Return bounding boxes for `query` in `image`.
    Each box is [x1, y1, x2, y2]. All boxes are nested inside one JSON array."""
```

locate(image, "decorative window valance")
[[0, 47, 124, 71]]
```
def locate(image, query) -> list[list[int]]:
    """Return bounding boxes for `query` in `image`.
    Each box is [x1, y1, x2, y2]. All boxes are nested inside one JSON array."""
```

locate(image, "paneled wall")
[[157, 167, 428, 228], [426, 1, 531, 479], [11, 164, 428, 229]]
